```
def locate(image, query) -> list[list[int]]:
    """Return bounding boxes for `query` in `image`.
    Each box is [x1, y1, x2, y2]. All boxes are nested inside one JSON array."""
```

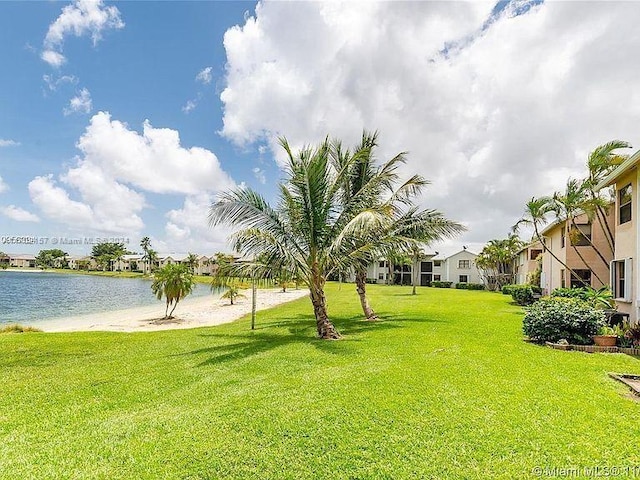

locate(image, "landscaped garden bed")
[[545, 341, 640, 356]]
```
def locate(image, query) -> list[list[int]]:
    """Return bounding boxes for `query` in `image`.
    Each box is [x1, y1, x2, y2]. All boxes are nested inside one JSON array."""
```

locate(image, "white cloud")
[[64, 88, 92, 115], [220, 1, 640, 246], [252, 167, 266, 184], [0, 139, 20, 147], [195, 66, 213, 85], [41, 50, 67, 68], [28, 112, 236, 239], [182, 99, 197, 114], [43, 74, 78, 91], [0, 176, 7, 193], [42, 0, 124, 67], [164, 193, 234, 253], [76, 111, 235, 195], [1, 205, 40, 223]]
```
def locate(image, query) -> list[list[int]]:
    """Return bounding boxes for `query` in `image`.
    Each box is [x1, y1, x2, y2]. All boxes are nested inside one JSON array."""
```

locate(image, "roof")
[[432, 249, 478, 261], [596, 149, 640, 189]]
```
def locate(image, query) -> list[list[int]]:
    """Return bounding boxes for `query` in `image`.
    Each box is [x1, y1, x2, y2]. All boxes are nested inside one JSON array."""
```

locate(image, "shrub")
[[511, 285, 535, 305], [502, 284, 515, 295], [455, 283, 485, 290], [0, 324, 42, 334], [523, 297, 606, 344], [551, 287, 588, 301], [431, 281, 453, 288]]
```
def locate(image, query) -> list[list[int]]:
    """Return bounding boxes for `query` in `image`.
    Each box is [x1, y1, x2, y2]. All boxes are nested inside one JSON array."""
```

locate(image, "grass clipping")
[[0, 324, 42, 334]]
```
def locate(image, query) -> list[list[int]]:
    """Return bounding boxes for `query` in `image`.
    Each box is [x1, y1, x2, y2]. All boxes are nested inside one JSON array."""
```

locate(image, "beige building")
[[539, 209, 615, 294], [514, 241, 543, 285], [596, 150, 640, 323]]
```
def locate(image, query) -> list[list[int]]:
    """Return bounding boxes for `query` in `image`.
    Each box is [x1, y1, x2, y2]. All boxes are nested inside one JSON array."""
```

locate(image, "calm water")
[[0, 271, 211, 324]]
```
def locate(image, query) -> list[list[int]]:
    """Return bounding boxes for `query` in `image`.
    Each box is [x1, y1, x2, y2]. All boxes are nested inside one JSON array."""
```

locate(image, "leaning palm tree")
[[151, 263, 195, 319], [584, 140, 632, 253], [331, 131, 464, 317], [210, 137, 395, 339], [513, 196, 589, 288]]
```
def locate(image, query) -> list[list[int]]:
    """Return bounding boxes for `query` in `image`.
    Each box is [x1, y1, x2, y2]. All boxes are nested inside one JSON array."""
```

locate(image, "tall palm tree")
[[552, 179, 608, 284], [513, 196, 589, 288], [332, 131, 464, 317], [210, 137, 397, 339], [140, 236, 151, 274], [584, 140, 632, 253], [186, 252, 199, 274]]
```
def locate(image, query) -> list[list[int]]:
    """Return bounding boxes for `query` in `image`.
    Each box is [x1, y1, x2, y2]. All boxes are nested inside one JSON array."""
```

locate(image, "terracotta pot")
[[593, 335, 617, 347]]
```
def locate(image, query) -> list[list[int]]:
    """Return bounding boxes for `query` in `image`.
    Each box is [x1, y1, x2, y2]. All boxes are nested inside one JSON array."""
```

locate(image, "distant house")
[[365, 248, 480, 286], [596, 150, 640, 323], [433, 249, 481, 285], [8, 254, 36, 268], [514, 241, 544, 285], [538, 208, 614, 294]]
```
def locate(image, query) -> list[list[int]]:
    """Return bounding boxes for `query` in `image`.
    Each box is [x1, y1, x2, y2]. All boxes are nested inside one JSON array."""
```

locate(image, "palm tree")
[[513, 196, 589, 288], [331, 131, 464, 317], [584, 140, 632, 253], [147, 249, 158, 273], [140, 236, 151, 274], [151, 263, 195, 318], [186, 252, 199, 274], [210, 137, 400, 339], [551, 179, 607, 284], [476, 235, 524, 290]]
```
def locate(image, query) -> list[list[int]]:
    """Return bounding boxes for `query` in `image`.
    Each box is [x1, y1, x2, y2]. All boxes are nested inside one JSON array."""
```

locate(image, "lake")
[[0, 271, 211, 324]]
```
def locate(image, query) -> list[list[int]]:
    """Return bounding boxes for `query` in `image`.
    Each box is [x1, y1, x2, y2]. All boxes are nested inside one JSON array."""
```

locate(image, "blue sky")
[[2, 1, 640, 256]]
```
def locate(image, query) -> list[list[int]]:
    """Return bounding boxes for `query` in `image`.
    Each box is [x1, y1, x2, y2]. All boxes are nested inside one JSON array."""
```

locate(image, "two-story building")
[[596, 150, 640, 323]]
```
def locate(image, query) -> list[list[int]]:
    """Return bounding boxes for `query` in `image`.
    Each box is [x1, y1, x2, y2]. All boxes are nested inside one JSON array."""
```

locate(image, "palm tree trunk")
[[355, 269, 377, 320], [589, 190, 615, 254], [164, 299, 170, 319], [411, 252, 418, 295], [534, 225, 590, 289], [168, 299, 179, 318], [569, 217, 611, 270], [309, 273, 340, 339]]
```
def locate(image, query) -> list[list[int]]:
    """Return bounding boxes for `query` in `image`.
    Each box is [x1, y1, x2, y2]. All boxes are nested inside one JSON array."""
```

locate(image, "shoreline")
[[25, 288, 309, 333]]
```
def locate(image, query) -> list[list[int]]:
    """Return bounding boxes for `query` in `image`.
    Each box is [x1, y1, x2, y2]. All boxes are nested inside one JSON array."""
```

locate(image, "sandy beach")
[[28, 288, 309, 333]]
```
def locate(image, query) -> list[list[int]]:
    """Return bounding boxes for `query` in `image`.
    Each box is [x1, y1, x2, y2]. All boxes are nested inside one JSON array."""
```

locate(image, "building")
[[514, 241, 543, 285], [366, 248, 480, 286], [7, 254, 37, 268], [538, 208, 614, 294], [596, 150, 640, 323]]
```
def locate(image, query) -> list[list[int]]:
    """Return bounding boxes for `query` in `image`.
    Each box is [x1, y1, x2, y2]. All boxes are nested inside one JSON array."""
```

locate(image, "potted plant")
[[593, 325, 618, 347]]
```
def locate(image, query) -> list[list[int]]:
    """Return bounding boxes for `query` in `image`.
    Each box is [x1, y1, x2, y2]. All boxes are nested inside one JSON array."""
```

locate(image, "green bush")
[[523, 297, 606, 344], [431, 281, 453, 288], [551, 287, 588, 301], [455, 283, 485, 290], [511, 285, 535, 305], [502, 284, 515, 295]]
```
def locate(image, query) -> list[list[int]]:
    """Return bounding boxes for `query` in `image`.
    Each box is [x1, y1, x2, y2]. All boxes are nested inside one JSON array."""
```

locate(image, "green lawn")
[[1, 284, 639, 479]]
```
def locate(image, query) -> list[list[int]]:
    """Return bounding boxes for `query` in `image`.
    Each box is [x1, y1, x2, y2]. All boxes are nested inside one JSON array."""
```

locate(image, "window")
[[530, 249, 542, 260], [378, 273, 385, 281], [570, 224, 591, 246], [379, 261, 387, 268], [458, 259, 470, 269], [561, 229, 566, 248], [459, 275, 468, 283], [611, 259, 632, 301], [433, 260, 442, 267], [570, 269, 591, 288], [560, 269, 565, 289], [620, 183, 632, 224], [421, 261, 433, 273], [433, 274, 441, 281]]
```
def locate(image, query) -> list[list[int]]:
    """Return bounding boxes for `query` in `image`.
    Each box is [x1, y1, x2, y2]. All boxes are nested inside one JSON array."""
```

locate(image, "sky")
[[2, 0, 640, 257]]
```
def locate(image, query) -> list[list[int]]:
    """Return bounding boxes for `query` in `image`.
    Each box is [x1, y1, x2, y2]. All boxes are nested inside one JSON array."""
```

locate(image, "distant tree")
[[186, 253, 199, 273], [210, 253, 246, 305], [475, 235, 524, 291], [140, 236, 152, 274], [35, 249, 68, 269], [91, 242, 129, 271], [151, 263, 195, 318], [0, 251, 8, 269], [147, 249, 159, 272]]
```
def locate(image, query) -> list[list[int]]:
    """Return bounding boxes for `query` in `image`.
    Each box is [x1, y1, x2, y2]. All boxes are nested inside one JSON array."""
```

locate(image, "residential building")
[[596, 150, 640, 323], [539, 208, 614, 294], [7, 254, 37, 268], [432, 249, 481, 285], [514, 241, 544, 285]]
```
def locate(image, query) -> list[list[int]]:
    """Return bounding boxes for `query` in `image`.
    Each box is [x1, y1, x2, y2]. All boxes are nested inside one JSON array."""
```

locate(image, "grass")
[[0, 284, 639, 479], [0, 324, 41, 334]]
